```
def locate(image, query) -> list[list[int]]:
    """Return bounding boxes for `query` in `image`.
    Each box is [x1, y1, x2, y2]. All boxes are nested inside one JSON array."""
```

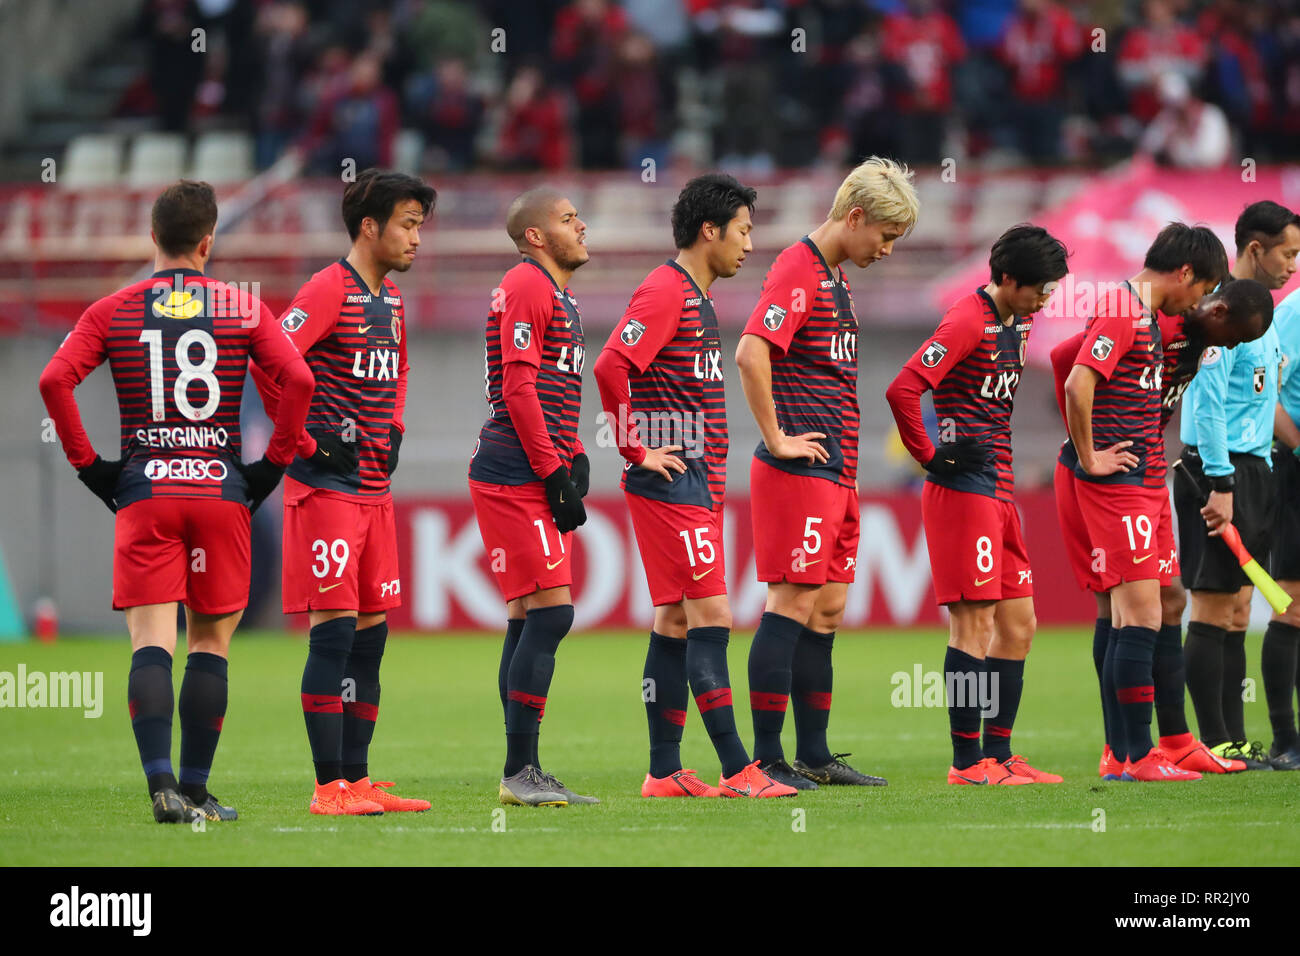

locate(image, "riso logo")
[[49, 886, 151, 936], [145, 459, 228, 482]]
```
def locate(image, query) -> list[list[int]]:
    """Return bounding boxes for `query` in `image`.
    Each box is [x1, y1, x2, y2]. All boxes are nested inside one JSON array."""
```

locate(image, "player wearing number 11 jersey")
[[887, 225, 1068, 785], [39, 181, 315, 823]]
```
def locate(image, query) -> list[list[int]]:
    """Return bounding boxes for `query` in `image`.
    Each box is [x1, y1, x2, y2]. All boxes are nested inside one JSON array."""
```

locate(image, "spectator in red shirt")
[[1118, 0, 1206, 123], [553, 0, 630, 167], [881, 0, 967, 163], [996, 0, 1083, 161], [300, 53, 398, 174], [497, 66, 575, 170]]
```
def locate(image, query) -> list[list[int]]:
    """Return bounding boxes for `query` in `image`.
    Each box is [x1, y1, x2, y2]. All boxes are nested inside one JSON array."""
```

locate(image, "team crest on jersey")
[[620, 319, 646, 346], [763, 305, 787, 331], [1200, 346, 1221, 367], [282, 307, 308, 332], [513, 321, 531, 350], [1091, 336, 1114, 361], [1254, 366, 1266, 393], [921, 341, 948, 368], [391, 312, 402, 345], [1019, 339, 1028, 366], [152, 289, 203, 320]]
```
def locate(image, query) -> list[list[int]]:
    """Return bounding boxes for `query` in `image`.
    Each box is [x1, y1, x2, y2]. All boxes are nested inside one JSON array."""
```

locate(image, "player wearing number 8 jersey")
[[735, 157, 917, 790], [593, 174, 794, 799], [887, 225, 1068, 785], [39, 180, 315, 823], [252, 169, 436, 815]]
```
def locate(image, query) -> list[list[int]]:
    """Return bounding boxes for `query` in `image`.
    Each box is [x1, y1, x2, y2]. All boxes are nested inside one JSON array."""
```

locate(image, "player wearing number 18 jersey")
[[253, 169, 436, 815], [38, 181, 315, 823], [594, 174, 794, 799], [887, 225, 1068, 785], [736, 157, 917, 790]]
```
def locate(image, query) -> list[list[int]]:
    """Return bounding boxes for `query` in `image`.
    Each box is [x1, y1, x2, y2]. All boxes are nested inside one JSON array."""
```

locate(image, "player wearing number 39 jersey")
[[253, 168, 436, 816], [888, 225, 1068, 786], [736, 157, 917, 791], [38, 181, 315, 824], [593, 174, 794, 799]]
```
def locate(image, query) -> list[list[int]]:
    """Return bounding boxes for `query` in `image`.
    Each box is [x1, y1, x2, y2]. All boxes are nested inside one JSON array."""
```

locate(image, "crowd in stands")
[[128, 0, 1300, 172]]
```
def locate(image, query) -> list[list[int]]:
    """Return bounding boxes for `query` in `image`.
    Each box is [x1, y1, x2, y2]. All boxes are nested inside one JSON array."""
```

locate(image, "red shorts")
[[113, 497, 250, 614], [922, 482, 1033, 605], [1054, 462, 1102, 593], [750, 459, 858, 585], [281, 477, 401, 614], [626, 493, 727, 606], [1074, 479, 1166, 590], [469, 478, 574, 602]]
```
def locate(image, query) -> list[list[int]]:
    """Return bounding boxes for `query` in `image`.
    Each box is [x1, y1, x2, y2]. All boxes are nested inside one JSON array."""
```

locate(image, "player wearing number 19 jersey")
[[38, 181, 315, 823], [736, 157, 918, 790], [593, 174, 794, 799], [252, 169, 436, 815], [887, 225, 1068, 785]]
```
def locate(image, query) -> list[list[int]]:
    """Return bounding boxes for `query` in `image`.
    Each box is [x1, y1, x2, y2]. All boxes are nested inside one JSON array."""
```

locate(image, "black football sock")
[[1153, 624, 1190, 738], [178, 651, 228, 805], [1222, 630, 1247, 743], [301, 616, 355, 785], [1113, 626, 1157, 760], [1262, 621, 1300, 751], [504, 604, 572, 777], [686, 626, 750, 777], [1184, 620, 1228, 746], [792, 628, 835, 767], [129, 645, 176, 796], [1093, 618, 1114, 748], [982, 656, 1024, 762], [747, 612, 802, 763], [945, 646, 985, 770], [498, 618, 525, 724], [342, 621, 386, 783], [1103, 626, 1128, 760], [643, 632, 688, 778]]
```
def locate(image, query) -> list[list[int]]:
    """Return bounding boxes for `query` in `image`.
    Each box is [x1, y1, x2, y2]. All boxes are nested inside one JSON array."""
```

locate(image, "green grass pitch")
[[1, 629, 1297, 866]]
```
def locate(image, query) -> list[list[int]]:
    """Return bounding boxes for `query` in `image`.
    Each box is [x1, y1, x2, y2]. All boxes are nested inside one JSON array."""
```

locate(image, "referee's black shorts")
[[1174, 447, 1276, 593], [1271, 445, 1300, 581]]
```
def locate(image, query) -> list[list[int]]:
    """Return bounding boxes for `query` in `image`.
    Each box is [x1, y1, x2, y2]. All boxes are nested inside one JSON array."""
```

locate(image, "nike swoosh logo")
[[565, 320, 573, 328], [692, 567, 715, 581], [1133, 553, 1153, 564], [359, 325, 372, 333], [991, 351, 1000, 359], [722, 783, 750, 796], [696, 328, 705, 337], [974, 577, 993, 587], [547, 558, 565, 570], [801, 558, 822, 567], [702, 691, 728, 704], [311, 699, 334, 708], [954, 771, 987, 785], [318, 582, 344, 592]]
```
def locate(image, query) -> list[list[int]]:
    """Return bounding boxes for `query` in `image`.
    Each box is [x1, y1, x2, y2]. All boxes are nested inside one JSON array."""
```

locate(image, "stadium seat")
[[60, 133, 125, 187], [125, 132, 187, 187], [968, 178, 1036, 244], [190, 131, 254, 184], [393, 129, 424, 175]]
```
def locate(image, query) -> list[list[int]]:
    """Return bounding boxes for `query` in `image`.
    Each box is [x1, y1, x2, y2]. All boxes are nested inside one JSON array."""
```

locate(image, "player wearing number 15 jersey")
[[38, 181, 315, 823], [593, 174, 793, 799], [887, 225, 1068, 785], [252, 169, 436, 815], [735, 157, 917, 790]]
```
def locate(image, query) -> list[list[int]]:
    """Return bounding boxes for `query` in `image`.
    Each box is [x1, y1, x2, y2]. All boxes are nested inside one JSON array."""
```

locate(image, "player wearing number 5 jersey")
[[253, 168, 436, 816], [593, 174, 794, 799], [39, 181, 315, 823], [735, 157, 917, 790], [887, 225, 1068, 785]]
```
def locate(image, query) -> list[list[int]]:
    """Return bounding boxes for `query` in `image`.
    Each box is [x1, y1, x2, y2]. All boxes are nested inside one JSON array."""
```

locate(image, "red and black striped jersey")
[[1073, 281, 1165, 488], [603, 261, 727, 510], [470, 257, 585, 484], [904, 288, 1032, 502], [252, 259, 408, 499], [743, 237, 859, 487], [43, 269, 305, 507], [1051, 330, 1084, 470], [1157, 310, 1201, 428]]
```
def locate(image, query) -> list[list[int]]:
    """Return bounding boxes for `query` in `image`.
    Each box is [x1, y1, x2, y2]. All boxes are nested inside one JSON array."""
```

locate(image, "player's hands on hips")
[[307, 428, 359, 476], [924, 438, 987, 476], [1082, 441, 1138, 477], [77, 456, 123, 513], [543, 464, 587, 533], [386, 426, 402, 476], [766, 430, 828, 465], [235, 456, 286, 513], [638, 445, 685, 482], [1202, 490, 1233, 537], [569, 452, 591, 496]]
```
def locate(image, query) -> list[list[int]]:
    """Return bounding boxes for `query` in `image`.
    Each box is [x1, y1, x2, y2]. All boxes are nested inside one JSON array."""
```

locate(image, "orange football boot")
[[718, 760, 797, 797], [310, 779, 384, 815], [1099, 745, 1124, 780], [347, 777, 431, 812], [1159, 735, 1245, 774], [1123, 748, 1202, 781], [1002, 755, 1063, 783], [949, 757, 1034, 785], [642, 769, 720, 797]]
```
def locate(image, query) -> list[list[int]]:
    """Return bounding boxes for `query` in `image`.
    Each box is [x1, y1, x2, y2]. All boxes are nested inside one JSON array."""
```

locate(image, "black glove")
[[569, 452, 590, 497], [387, 425, 403, 476], [235, 455, 286, 513], [543, 464, 587, 533], [924, 438, 988, 476], [307, 429, 359, 476], [78, 456, 122, 513]]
